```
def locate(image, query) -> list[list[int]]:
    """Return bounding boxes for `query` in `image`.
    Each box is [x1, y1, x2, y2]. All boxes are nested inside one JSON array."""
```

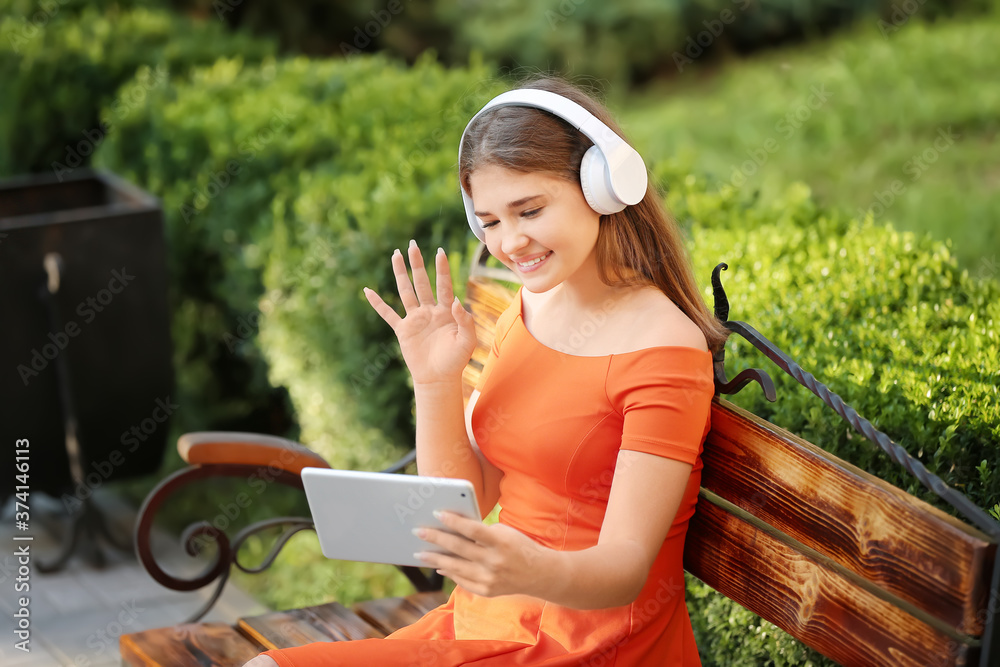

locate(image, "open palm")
[[363, 240, 478, 385]]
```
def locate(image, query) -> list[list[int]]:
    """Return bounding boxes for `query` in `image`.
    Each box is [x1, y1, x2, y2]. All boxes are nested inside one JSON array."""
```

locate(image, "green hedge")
[[0, 2, 275, 176], [95, 52, 503, 464], [662, 161, 999, 665], [667, 160, 1000, 521], [164, 0, 995, 84], [442, 0, 997, 83]]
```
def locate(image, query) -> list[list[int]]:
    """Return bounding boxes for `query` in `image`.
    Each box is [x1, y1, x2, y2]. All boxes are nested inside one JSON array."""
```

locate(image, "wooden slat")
[[299, 600, 390, 640], [685, 499, 977, 667], [353, 590, 448, 635], [702, 397, 996, 636], [464, 277, 517, 404], [402, 590, 450, 614], [238, 610, 333, 650], [238, 600, 384, 650], [466, 276, 517, 363], [120, 622, 264, 667]]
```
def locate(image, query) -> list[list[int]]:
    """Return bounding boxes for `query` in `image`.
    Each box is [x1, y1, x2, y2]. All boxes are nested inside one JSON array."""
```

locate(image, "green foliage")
[[436, 1, 689, 84], [168, 0, 421, 58], [682, 178, 1000, 518], [423, 0, 987, 84], [0, 2, 275, 176], [95, 52, 503, 465], [623, 7, 1000, 276], [156, 0, 994, 85], [670, 164, 999, 664], [230, 530, 444, 611]]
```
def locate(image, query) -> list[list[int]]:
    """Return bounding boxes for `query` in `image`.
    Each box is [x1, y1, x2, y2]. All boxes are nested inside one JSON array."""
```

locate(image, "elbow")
[[568, 542, 653, 609], [616, 547, 653, 607], [619, 573, 646, 607], [593, 576, 644, 609], [592, 552, 649, 608]]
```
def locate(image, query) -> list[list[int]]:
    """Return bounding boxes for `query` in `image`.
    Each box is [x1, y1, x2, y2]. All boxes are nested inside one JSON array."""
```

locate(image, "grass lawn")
[[619, 6, 1000, 280]]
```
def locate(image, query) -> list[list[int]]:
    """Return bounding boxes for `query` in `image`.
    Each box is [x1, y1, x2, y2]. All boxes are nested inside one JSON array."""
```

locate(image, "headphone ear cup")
[[580, 145, 626, 216]]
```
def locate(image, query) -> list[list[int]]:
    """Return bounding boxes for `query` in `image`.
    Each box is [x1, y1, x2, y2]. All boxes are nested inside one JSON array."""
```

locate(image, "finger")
[[453, 298, 477, 345], [418, 527, 483, 561], [435, 510, 493, 545], [432, 567, 482, 596], [363, 287, 402, 331], [391, 248, 419, 313], [407, 240, 436, 306], [417, 550, 481, 584], [435, 247, 455, 305]]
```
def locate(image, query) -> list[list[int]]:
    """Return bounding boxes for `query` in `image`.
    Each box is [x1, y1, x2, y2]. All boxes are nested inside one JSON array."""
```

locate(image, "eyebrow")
[[474, 194, 545, 218]]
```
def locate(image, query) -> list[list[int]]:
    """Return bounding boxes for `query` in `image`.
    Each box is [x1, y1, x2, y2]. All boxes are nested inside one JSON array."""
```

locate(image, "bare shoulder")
[[521, 285, 709, 356], [622, 287, 710, 354]]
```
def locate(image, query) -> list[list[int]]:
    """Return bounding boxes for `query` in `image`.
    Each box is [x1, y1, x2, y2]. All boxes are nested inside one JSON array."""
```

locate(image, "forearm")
[[412, 379, 486, 513], [537, 541, 648, 610]]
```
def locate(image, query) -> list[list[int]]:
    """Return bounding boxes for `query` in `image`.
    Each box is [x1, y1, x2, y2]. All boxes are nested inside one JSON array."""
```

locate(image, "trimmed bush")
[[95, 52, 503, 462], [0, 2, 275, 176], [672, 166, 999, 665], [670, 164, 1000, 520]]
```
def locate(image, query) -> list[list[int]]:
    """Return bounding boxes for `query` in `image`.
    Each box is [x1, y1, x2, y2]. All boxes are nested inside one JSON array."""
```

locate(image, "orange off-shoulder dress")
[[262, 285, 715, 666]]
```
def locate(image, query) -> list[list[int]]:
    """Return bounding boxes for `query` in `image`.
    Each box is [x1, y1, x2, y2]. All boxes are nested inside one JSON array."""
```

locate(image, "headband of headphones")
[[458, 89, 648, 242]]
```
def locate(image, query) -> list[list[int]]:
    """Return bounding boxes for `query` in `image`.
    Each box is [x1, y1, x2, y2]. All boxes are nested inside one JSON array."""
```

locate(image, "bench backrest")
[[462, 266, 998, 667]]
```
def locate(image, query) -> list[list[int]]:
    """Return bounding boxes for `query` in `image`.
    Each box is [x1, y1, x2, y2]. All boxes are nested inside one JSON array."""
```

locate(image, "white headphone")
[[459, 89, 648, 242]]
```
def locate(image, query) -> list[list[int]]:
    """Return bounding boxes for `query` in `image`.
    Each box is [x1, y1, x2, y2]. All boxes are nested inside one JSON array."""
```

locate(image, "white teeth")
[[518, 252, 550, 268]]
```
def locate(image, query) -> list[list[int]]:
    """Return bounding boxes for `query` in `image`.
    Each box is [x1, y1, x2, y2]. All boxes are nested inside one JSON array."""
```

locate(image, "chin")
[[520, 279, 561, 294]]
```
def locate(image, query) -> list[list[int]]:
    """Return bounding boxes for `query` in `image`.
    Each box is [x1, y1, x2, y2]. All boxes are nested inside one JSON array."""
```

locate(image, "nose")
[[499, 219, 529, 257]]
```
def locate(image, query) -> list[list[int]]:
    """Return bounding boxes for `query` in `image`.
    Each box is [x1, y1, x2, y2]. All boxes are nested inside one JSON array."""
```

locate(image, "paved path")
[[0, 488, 269, 666]]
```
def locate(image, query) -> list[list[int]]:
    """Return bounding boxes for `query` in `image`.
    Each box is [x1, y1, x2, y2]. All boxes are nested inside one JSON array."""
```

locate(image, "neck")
[[545, 252, 639, 313]]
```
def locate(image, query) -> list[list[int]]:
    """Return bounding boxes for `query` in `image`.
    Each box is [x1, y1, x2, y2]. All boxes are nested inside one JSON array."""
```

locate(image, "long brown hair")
[[460, 75, 731, 355]]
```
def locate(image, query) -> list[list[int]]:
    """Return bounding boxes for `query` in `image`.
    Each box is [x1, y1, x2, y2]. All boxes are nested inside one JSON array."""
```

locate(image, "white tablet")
[[300, 467, 481, 568]]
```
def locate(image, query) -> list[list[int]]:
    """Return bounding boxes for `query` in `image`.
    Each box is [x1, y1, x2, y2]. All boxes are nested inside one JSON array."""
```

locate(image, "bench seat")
[[120, 591, 449, 665]]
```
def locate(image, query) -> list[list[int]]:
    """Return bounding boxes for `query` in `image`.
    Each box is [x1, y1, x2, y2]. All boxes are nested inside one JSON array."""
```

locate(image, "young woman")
[[246, 75, 730, 666]]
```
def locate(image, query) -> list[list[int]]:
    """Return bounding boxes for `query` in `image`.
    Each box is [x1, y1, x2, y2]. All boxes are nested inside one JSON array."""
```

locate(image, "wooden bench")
[[123, 243, 999, 666]]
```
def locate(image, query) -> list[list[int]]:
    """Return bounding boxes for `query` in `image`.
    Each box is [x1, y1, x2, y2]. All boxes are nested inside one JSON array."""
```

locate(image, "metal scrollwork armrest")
[[709, 262, 1000, 538], [133, 432, 442, 623]]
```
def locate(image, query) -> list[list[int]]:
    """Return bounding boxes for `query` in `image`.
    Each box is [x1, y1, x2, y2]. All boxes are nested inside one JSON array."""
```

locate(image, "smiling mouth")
[[515, 251, 552, 271]]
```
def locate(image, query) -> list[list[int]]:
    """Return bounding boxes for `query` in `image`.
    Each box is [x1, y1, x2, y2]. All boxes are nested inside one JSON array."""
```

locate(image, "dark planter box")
[[0, 169, 173, 504]]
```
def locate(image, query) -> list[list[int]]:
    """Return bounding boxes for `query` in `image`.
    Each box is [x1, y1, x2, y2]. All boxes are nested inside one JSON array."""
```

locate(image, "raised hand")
[[363, 240, 478, 386]]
